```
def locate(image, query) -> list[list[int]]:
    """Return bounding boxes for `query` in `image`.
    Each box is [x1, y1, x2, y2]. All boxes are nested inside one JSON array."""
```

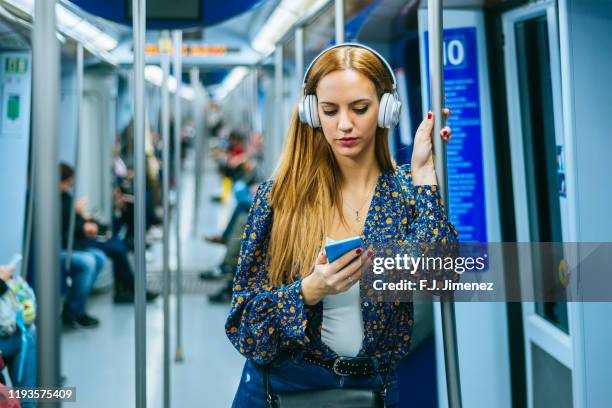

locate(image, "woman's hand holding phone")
[[301, 247, 373, 306]]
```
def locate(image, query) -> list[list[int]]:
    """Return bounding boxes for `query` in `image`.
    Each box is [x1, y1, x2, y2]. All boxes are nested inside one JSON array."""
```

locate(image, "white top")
[[321, 238, 364, 357]]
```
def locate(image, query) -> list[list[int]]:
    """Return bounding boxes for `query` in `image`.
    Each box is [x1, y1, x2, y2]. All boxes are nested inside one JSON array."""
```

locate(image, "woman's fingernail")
[[442, 130, 448, 136], [367, 250, 373, 258], [356, 248, 363, 254], [427, 112, 433, 120]]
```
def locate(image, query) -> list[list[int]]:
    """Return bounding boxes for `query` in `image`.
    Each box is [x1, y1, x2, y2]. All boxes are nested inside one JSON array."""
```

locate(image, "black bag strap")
[[263, 364, 277, 408]]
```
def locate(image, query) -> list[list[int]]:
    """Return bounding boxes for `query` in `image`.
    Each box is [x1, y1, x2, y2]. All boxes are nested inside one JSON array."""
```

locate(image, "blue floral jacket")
[[225, 164, 459, 366]]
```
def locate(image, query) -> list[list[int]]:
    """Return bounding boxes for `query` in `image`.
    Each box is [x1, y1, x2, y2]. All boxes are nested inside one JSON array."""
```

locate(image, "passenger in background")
[[111, 142, 136, 250], [58, 165, 104, 328], [200, 174, 261, 303], [201, 129, 265, 302], [145, 124, 163, 227], [116, 120, 162, 235], [202, 164, 258, 246], [59, 163, 159, 304], [219, 130, 247, 181], [207, 102, 224, 138], [208, 129, 249, 203], [0, 263, 37, 407]]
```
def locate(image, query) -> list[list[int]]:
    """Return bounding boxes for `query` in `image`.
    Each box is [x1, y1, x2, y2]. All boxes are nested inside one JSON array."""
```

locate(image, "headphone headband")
[[301, 42, 397, 93], [298, 42, 401, 129]]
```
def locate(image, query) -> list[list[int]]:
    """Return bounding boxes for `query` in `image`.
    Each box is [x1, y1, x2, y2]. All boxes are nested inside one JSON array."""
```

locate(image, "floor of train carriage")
[[61, 153, 245, 407]]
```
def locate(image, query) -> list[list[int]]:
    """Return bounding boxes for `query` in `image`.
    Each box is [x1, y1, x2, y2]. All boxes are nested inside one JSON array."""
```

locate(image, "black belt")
[[302, 355, 388, 377]]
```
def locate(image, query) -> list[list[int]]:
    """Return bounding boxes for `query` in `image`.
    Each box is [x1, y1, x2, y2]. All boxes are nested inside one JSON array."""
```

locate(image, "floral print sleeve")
[[396, 164, 457, 242], [225, 181, 309, 364], [396, 164, 460, 287]]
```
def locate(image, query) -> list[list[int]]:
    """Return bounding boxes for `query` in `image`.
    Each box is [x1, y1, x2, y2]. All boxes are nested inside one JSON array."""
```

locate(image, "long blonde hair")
[[268, 46, 396, 286]]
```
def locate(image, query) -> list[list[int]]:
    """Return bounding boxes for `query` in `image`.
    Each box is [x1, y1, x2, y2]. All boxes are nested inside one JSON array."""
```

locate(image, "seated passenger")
[[59, 163, 159, 304], [59, 250, 104, 328], [201, 176, 261, 303], [0, 263, 37, 408], [59, 166, 104, 327], [111, 143, 161, 250], [202, 174, 256, 247]]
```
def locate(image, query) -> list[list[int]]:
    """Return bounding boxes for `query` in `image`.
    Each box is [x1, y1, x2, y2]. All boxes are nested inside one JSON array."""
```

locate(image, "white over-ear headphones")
[[298, 43, 401, 129]]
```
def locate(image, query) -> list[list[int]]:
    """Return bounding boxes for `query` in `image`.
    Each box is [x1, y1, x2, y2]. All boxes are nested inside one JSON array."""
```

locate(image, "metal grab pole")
[[132, 0, 147, 407], [295, 27, 304, 92], [335, 0, 345, 44], [190, 68, 202, 232], [66, 42, 84, 271], [273, 46, 282, 163], [428, 1, 462, 407], [22, 156, 34, 284], [33, 0, 61, 396], [172, 29, 184, 362], [160, 31, 172, 408], [251, 69, 260, 134]]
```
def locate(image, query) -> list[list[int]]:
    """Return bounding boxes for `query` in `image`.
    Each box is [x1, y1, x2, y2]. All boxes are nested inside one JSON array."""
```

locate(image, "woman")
[[226, 44, 458, 407]]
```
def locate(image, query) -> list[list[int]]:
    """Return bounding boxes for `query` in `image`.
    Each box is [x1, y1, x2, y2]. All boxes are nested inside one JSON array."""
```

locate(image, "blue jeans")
[[232, 357, 398, 407], [61, 249, 106, 318], [0, 325, 37, 408], [79, 237, 134, 291]]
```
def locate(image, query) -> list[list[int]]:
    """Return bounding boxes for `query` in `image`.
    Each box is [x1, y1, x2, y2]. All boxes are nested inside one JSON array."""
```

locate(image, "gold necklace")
[[342, 176, 378, 225]]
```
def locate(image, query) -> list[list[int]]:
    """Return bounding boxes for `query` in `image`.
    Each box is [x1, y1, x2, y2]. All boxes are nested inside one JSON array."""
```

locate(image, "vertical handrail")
[[273, 46, 282, 164], [335, 0, 345, 44], [252, 69, 260, 134], [33, 0, 61, 397], [22, 157, 34, 283], [295, 27, 304, 92], [190, 67, 202, 233], [65, 42, 84, 271], [132, 0, 148, 407], [428, 1, 462, 407], [160, 30, 172, 408], [172, 29, 184, 363]]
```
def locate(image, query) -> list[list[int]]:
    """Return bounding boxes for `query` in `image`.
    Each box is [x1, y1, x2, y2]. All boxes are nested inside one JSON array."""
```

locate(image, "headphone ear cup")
[[389, 96, 401, 128], [378, 93, 392, 128], [378, 93, 401, 128], [298, 96, 309, 124], [299, 94, 320, 128], [307, 94, 320, 128]]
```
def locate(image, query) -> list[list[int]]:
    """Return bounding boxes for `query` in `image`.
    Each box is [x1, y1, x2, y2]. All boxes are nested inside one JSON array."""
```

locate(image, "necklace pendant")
[[356, 211, 361, 224]]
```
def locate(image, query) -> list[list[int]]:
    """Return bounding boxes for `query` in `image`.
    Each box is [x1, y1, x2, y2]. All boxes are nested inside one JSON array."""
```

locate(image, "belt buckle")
[[332, 357, 351, 376]]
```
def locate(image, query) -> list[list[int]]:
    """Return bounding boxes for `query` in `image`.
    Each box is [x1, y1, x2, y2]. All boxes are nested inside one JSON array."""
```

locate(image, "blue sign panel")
[[424, 27, 487, 243]]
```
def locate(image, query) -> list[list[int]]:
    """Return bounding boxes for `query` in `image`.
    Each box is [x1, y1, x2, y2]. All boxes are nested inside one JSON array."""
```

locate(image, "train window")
[[532, 343, 573, 408], [514, 15, 568, 333]]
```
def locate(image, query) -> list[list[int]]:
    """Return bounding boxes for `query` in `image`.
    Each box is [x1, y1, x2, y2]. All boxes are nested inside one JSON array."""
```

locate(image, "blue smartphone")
[[325, 236, 363, 263]]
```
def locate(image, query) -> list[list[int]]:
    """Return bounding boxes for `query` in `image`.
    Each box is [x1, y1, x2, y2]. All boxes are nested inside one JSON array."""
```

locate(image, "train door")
[[502, 2, 575, 407]]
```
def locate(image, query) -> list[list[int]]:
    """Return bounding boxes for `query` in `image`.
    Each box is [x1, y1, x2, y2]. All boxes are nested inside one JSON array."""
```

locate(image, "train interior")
[[0, 0, 610, 407]]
